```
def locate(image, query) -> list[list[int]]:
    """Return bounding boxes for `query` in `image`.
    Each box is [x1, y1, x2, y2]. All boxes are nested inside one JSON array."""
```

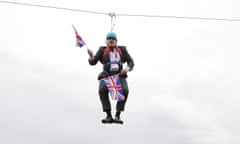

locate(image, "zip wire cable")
[[1, 0, 240, 22], [0, 0, 108, 16], [117, 13, 240, 22]]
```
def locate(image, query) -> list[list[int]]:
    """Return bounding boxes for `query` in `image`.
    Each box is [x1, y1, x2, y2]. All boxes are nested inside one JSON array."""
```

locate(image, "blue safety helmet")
[[106, 32, 117, 40]]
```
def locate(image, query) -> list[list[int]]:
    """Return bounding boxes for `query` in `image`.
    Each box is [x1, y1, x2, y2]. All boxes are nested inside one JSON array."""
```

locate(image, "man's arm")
[[88, 47, 105, 65], [120, 46, 134, 72]]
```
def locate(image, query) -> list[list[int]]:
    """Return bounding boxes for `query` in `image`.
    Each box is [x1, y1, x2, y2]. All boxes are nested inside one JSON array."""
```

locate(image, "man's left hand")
[[121, 69, 128, 75]]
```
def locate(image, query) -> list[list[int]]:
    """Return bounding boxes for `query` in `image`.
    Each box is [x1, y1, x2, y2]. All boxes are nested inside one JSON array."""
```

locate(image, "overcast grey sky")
[[1, 0, 240, 144]]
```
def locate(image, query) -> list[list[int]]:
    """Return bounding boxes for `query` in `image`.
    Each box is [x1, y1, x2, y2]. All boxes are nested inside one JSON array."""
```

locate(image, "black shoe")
[[113, 116, 123, 124], [101, 116, 113, 124]]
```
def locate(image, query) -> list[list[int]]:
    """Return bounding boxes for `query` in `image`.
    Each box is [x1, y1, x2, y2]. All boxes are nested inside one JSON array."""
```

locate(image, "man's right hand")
[[87, 48, 93, 58]]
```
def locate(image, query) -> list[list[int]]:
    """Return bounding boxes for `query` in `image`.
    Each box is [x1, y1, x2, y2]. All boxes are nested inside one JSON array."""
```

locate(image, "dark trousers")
[[98, 77, 129, 112]]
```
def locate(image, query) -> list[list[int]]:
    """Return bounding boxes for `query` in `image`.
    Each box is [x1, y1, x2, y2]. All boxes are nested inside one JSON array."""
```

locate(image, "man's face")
[[106, 38, 117, 48]]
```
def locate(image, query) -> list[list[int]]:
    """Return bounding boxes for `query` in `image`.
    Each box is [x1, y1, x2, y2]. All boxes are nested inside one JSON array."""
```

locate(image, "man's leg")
[[99, 80, 113, 123], [115, 77, 129, 124]]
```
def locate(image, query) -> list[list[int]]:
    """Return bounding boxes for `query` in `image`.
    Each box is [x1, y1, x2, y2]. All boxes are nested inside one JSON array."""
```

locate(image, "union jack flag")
[[103, 74, 125, 101], [72, 25, 86, 48]]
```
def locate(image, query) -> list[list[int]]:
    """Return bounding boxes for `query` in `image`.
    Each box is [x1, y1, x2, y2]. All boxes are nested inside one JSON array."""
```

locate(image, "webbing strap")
[[105, 61, 120, 65]]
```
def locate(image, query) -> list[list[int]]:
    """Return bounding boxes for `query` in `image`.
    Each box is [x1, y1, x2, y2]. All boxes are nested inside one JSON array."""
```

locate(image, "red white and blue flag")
[[72, 25, 86, 48], [103, 74, 125, 101]]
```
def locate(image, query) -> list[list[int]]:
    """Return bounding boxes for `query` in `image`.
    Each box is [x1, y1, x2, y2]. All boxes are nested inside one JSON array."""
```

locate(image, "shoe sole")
[[112, 120, 123, 124], [101, 120, 113, 124], [101, 121, 123, 124]]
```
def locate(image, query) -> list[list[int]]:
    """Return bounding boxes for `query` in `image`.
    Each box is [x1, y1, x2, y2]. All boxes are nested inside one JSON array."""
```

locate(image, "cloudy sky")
[[1, 0, 240, 144]]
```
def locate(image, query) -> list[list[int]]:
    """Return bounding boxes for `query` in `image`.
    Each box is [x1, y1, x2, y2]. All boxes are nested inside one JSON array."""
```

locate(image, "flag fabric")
[[72, 25, 86, 48], [103, 74, 125, 101]]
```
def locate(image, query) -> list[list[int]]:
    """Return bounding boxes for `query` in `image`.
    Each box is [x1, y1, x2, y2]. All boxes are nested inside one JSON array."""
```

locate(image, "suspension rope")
[[109, 12, 116, 32]]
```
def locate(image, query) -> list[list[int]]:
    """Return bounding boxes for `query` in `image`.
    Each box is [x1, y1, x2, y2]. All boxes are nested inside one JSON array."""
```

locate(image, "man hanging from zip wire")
[[87, 32, 134, 124]]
